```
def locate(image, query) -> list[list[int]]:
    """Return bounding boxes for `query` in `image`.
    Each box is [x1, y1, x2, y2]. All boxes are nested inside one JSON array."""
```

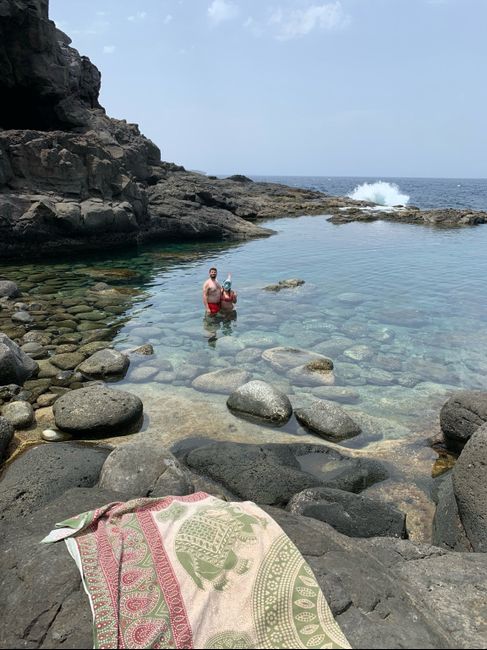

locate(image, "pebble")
[[41, 428, 72, 442]]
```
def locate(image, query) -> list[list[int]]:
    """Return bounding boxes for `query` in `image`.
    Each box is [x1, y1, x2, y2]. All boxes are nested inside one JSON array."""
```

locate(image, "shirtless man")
[[202, 267, 222, 315]]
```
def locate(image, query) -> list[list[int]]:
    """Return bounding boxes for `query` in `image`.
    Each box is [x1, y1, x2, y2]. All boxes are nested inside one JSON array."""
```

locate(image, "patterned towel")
[[42, 493, 351, 649]]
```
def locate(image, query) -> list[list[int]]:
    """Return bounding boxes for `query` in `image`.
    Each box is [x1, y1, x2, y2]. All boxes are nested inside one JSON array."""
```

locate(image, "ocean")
[[250, 175, 487, 211]]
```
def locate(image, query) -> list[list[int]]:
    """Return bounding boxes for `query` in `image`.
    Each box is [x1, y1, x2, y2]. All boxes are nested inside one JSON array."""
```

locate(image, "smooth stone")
[[366, 368, 396, 386], [192, 368, 252, 394], [37, 360, 61, 379], [0, 281, 21, 299], [22, 331, 52, 345], [1, 401, 34, 429], [36, 393, 60, 408], [343, 345, 375, 362], [128, 366, 159, 382], [49, 353, 86, 371], [295, 400, 361, 442], [20, 342, 48, 360], [0, 333, 38, 385], [11, 311, 34, 324], [287, 364, 336, 387], [77, 349, 129, 379], [227, 380, 293, 425], [53, 386, 143, 437], [336, 292, 365, 305], [310, 386, 361, 404], [262, 346, 333, 372], [77, 341, 112, 355], [41, 428, 72, 442]]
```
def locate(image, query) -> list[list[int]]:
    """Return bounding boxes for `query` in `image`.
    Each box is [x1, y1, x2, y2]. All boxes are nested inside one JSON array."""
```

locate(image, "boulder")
[[98, 439, 193, 497], [53, 386, 143, 436], [452, 424, 487, 552], [295, 400, 361, 442], [0, 280, 21, 298], [440, 391, 487, 451], [287, 487, 407, 539], [77, 349, 129, 379], [262, 346, 333, 372], [0, 333, 38, 385], [1, 400, 34, 429], [0, 443, 111, 524], [226, 380, 292, 425], [0, 416, 15, 462], [432, 474, 471, 552]]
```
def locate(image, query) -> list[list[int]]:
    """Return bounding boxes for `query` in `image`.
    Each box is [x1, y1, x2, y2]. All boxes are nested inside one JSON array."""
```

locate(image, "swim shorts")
[[208, 302, 220, 314]]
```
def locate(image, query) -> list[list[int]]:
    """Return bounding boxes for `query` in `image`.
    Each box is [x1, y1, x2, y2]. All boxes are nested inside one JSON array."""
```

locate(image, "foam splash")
[[348, 181, 410, 206]]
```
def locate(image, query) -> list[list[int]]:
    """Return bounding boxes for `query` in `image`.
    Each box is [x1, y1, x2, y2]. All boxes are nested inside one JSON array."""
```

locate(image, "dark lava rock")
[[440, 391, 487, 451], [174, 441, 388, 507], [452, 423, 487, 552], [53, 386, 143, 436], [0, 416, 15, 462], [0, 443, 111, 524], [287, 487, 407, 539]]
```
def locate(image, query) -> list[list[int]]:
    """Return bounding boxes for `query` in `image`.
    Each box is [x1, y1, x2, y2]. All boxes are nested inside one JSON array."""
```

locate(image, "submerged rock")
[[294, 400, 361, 442], [263, 278, 305, 292], [192, 367, 252, 394]]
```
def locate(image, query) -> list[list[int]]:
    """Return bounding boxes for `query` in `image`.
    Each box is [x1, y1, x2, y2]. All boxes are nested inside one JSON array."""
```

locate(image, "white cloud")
[[103, 45, 116, 54], [164, 14, 173, 25], [128, 12, 147, 22], [269, 2, 349, 40], [208, 0, 239, 25]]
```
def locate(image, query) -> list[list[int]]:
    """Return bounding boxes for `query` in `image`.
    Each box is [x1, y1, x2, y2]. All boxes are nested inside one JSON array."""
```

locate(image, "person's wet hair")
[[209, 267, 217, 273]]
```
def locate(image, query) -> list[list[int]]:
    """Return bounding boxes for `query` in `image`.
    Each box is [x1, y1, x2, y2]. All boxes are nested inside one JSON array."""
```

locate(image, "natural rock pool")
[[2, 215, 487, 539]]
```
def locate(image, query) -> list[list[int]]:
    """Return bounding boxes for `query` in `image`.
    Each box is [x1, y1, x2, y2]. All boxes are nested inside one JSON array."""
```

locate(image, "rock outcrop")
[[3, 0, 483, 261]]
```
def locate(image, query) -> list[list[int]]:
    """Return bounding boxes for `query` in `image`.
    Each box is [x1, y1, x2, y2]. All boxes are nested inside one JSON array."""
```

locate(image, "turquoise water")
[[3, 215, 487, 452], [108, 215, 487, 443]]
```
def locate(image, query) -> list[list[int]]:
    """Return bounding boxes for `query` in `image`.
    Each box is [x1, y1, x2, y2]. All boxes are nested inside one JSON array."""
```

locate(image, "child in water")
[[220, 274, 237, 315]]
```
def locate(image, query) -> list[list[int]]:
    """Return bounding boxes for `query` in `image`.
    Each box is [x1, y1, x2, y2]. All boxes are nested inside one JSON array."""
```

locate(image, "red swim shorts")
[[208, 302, 220, 314]]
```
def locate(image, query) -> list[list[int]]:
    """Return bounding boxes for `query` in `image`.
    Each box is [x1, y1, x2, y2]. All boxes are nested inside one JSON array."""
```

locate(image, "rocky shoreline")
[[1, 274, 487, 647], [2, 1, 487, 262]]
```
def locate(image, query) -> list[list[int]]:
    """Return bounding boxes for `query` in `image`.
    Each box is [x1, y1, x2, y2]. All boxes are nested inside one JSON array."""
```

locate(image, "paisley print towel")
[[42, 493, 351, 649]]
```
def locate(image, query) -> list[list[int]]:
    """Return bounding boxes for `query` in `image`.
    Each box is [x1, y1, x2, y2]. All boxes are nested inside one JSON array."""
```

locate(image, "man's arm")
[[202, 281, 209, 310]]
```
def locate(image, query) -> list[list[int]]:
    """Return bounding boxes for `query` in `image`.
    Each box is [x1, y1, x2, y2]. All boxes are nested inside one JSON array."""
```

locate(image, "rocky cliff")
[[0, 0, 367, 260]]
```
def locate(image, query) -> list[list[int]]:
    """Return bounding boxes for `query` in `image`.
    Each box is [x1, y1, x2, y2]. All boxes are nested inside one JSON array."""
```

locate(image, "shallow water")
[[3, 215, 487, 536]]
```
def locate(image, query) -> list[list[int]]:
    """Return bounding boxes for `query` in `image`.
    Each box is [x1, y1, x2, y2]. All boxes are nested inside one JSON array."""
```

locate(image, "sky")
[[49, 0, 487, 178]]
